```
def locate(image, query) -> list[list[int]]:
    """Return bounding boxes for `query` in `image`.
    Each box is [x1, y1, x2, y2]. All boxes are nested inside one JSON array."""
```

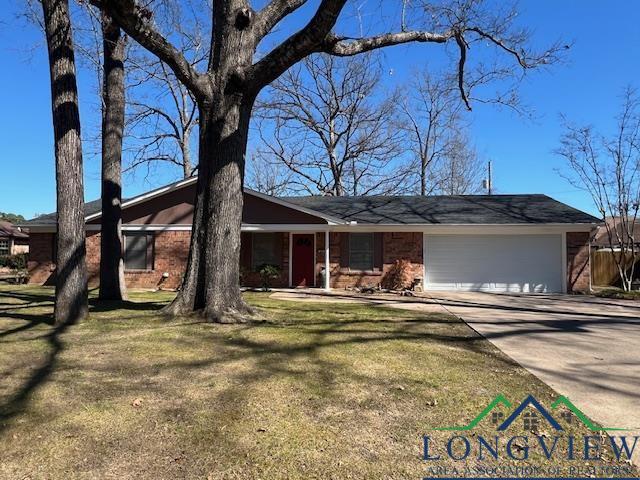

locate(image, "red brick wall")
[[31, 229, 588, 293], [27, 233, 56, 285], [317, 232, 423, 289], [81, 231, 190, 289], [29, 230, 191, 290], [30, 231, 290, 290], [92, 231, 191, 289], [86, 231, 100, 286], [567, 231, 591, 293]]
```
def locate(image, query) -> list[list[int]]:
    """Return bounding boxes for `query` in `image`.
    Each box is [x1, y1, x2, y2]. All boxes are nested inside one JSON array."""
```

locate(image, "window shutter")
[[273, 233, 283, 267], [340, 233, 349, 269], [146, 234, 155, 270], [373, 233, 383, 271], [240, 232, 252, 270]]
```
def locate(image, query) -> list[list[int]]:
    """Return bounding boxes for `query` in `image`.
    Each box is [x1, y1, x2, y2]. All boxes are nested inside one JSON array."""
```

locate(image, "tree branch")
[[255, 0, 308, 39], [247, 0, 348, 91], [454, 31, 471, 110], [466, 27, 563, 69], [320, 30, 453, 56], [93, 0, 211, 99]]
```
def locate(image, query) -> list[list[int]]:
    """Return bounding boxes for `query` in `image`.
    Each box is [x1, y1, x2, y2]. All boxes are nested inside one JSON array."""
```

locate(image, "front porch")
[[239, 229, 424, 291], [240, 230, 331, 290]]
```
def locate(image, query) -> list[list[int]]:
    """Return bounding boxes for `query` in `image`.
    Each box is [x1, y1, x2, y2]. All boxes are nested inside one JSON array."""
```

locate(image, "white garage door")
[[424, 234, 563, 293]]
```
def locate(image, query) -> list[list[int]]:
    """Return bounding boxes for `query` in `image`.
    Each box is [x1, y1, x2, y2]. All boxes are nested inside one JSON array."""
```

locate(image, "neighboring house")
[[590, 217, 640, 286], [591, 217, 640, 250], [0, 221, 29, 256], [23, 177, 599, 293]]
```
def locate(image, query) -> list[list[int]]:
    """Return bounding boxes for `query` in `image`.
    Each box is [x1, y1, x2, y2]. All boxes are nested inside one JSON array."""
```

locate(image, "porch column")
[[324, 230, 330, 290]]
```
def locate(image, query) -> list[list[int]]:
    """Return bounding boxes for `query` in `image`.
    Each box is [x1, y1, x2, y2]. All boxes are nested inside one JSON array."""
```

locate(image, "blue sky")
[[1, 0, 639, 219]]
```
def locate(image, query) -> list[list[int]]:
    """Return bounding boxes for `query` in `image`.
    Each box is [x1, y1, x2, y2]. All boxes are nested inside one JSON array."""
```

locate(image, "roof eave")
[[84, 176, 198, 222], [80, 178, 345, 226]]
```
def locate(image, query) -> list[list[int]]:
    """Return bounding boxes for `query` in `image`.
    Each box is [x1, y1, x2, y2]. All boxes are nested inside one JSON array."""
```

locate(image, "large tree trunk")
[[42, 0, 88, 325], [201, 101, 254, 321], [160, 1, 258, 323], [163, 98, 255, 322], [99, 12, 128, 301], [162, 131, 207, 315]]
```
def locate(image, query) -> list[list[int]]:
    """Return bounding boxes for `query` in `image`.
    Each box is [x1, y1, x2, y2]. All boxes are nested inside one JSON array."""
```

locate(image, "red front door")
[[292, 234, 315, 287]]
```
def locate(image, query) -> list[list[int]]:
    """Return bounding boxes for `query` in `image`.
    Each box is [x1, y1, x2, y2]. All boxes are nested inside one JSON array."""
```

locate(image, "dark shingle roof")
[[24, 184, 599, 227], [0, 221, 29, 238], [283, 194, 600, 225], [23, 199, 105, 225]]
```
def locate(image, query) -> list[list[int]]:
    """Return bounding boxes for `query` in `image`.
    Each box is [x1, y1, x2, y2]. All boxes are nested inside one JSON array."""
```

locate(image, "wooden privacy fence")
[[590, 250, 639, 286]]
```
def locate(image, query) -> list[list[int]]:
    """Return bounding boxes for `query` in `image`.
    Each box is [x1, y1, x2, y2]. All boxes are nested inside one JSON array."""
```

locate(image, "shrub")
[[258, 264, 280, 291], [381, 259, 412, 290], [595, 288, 640, 300], [0, 253, 27, 270]]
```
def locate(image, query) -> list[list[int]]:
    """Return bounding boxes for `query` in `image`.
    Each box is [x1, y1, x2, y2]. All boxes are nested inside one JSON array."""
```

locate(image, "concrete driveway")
[[428, 291, 640, 440]]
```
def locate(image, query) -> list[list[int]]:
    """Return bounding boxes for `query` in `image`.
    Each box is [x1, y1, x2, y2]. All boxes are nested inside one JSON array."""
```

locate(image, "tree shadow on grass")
[[0, 302, 55, 314], [0, 288, 514, 446], [0, 301, 76, 432], [0, 289, 55, 306], [75, 312, 527, 470], [0, 314, 54, 338], [0, 289, 56, 339], [3, 290, 639, 476], [0, 280, 188, 434], [88, 298, 168, 313]]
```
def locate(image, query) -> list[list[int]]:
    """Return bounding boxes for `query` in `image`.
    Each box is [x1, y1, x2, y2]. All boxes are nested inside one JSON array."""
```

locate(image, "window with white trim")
[[0, 239, 8, 255], [349, 233, 374, 271], [124, 233, 154, 270]]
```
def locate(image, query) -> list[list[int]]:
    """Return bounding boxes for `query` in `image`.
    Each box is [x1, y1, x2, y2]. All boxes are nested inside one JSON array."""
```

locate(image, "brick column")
[[566, 231, 591, 293]]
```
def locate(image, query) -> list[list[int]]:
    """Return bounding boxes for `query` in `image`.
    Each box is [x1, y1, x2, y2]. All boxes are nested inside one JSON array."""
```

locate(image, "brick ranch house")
[[0, 221, 29, 256], [24, 177, 599, 293]]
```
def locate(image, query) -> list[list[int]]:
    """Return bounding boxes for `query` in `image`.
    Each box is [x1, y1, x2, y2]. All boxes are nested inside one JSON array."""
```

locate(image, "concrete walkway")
[[270, 289, 448, 314], [272, 289, 640, 453]]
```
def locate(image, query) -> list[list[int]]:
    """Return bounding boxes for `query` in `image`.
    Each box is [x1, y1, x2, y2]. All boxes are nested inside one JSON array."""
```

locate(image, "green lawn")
[[0, 286, 635, 479]]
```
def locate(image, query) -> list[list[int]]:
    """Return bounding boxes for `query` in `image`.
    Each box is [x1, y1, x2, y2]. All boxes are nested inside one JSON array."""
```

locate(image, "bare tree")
[[557, 88, 640, 291], [41, 0, 88, 325], [400, 70, 463, 195], [26, 2, 127, 302], [255, 53, 406, 196], [99, 12, 128, 301], [433, 130, 483, 195], [94, 0, 564, 322], [126, 61, 199, 179], [245, 152, 294, 196], [124, 1, 209, 179], [69, 1, 204, 181], [400, 68, 499, 196]]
